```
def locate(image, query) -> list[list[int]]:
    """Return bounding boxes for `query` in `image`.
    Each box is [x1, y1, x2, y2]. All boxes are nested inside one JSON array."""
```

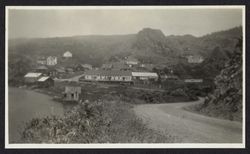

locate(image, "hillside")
[[8, 26, 242, 81], [186, 38, 243, 121]]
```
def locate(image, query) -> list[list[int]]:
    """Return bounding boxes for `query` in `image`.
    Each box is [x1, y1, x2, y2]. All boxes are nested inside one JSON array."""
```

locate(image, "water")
[[8, 87, 67, 143]]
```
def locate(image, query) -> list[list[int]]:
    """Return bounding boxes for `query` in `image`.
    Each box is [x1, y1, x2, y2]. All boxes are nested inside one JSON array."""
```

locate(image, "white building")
[[187, 55, 204, 63], [125, 57, 139, 67], [47, 56, 57, 66], [132, 72, 158, 81], [63, 51, 73, 58]]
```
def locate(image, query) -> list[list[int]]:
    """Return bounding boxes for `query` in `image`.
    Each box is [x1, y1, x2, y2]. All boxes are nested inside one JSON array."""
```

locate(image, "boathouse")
[[63, 86, 81, 102]]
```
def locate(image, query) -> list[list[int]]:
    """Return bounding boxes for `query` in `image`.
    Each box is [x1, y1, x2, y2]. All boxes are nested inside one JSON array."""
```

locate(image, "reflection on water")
[[8, 87, 69, 143]]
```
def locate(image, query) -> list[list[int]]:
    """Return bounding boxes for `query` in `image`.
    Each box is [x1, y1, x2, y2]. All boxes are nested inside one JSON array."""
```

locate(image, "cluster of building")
[[23, 51, 207, 102], [79, 70, 158, 84], [24, 51, 77, 86]]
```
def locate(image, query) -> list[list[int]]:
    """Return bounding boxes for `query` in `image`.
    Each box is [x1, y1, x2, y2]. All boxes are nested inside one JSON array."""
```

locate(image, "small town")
[[7, 7, 243, 145], [23, 50, 205, 103]]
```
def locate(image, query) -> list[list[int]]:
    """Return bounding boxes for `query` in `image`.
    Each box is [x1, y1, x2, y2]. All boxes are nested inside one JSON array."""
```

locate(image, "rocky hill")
[[188, 38, 243, 121]]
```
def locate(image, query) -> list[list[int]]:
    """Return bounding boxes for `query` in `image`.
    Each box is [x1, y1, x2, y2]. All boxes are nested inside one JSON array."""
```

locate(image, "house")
[[81, 64, 93, 70], [37, 57, 47, 65], [54, 67, 66, 78], [101, 63, 113, 70], [125, 57, 139, 67], [63, 86, 81, 102], [80, 70, 132, 83], [132, 72, 158, 81], [63, 51, 73, 58], [37, 76, 54, 88], [47, 56, 57, 66], [75, 64, 93, 71], [187, 55, 204, 63], [24, 72, 42, 83]]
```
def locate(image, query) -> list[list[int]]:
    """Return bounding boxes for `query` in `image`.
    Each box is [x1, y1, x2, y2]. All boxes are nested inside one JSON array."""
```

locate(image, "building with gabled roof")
[[37, 76, 54, 87], [47, 56, 57, 66], [63, 86, 81, 102], [63, 51, 72, 58], [80, 70, 132, 82], [24, 72, 42, 83]]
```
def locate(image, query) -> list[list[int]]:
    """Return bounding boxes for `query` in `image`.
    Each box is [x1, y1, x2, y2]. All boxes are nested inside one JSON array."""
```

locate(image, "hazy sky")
[[8, 8, 243, 39]]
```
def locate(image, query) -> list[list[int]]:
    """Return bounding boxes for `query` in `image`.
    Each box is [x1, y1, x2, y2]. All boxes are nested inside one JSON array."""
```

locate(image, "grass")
[[20, 98, 173, 143]]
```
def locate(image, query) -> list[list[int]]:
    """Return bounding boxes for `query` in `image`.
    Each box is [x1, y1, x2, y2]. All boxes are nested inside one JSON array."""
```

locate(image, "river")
[[8, 87, 69, 143]]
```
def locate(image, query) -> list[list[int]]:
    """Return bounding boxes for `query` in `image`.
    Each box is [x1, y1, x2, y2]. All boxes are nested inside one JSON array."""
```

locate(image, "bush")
[[20, 100, 171, 143]]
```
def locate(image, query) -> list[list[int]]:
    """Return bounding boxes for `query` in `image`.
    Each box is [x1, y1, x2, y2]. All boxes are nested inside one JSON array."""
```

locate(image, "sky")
[[8, 7, 243, 39]]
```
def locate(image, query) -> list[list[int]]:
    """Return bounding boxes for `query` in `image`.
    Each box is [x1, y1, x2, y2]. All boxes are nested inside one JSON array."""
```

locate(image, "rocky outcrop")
[[133, 28, 173, 55], [202, 38, 242, 121]]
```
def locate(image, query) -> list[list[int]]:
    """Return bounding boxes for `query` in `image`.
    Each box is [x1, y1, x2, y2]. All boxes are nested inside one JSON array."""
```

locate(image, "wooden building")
[[37, 76, 54, 88], [37, 56, 47, 65], [63, 86, 81, 102], [187, 55, 204, 63], [24, 73, 42, 83], [63, 51, 72, 58], [47, 56, 57, 66], [132, 72, 158, 81], [80, 70, 132, 83]]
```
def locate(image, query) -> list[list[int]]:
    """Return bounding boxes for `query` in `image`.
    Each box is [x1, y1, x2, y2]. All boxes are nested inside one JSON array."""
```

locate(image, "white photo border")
[[5, 5, 246, 149]]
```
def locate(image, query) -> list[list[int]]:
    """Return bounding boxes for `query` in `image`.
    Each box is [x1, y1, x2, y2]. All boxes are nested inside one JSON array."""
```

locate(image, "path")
[[133, 98, 242, 143]]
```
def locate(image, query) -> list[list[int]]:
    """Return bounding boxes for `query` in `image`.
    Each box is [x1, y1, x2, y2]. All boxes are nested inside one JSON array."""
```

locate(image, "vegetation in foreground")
[[20, 98, 176, 143]]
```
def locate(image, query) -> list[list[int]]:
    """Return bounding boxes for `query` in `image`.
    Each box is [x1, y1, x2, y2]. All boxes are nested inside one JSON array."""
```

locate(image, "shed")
[[37, 76, 54, 87], [24, 73, 42, 83], [63, 86, 81, 102]]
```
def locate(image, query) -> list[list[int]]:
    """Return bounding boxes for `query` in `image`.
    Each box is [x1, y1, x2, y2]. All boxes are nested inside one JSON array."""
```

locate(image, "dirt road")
[[133, 98, 242, 143]]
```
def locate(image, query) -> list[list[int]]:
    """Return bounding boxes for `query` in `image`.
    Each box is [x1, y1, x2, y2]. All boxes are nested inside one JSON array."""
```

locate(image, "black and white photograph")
[[5, 6, 245, 148]]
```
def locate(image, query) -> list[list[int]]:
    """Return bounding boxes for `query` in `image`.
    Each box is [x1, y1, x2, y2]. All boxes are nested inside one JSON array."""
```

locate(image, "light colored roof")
[[132, 72, 158, 77], [24, 73, 42, 78], [38, 76, 50, 82], [63, 51, 72, 57], [84, 70, 132, 76]]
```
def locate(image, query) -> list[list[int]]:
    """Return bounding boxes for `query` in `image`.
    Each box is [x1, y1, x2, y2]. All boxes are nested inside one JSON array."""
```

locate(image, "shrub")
[[20, 100, 171, 143]]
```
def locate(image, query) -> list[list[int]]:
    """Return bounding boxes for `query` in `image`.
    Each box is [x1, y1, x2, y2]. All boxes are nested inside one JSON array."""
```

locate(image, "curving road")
[[133, 98, 242, 143]]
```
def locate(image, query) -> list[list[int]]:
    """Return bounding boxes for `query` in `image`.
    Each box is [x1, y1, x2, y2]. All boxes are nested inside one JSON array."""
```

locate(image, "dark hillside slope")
[[187, 38, 243, 121]]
